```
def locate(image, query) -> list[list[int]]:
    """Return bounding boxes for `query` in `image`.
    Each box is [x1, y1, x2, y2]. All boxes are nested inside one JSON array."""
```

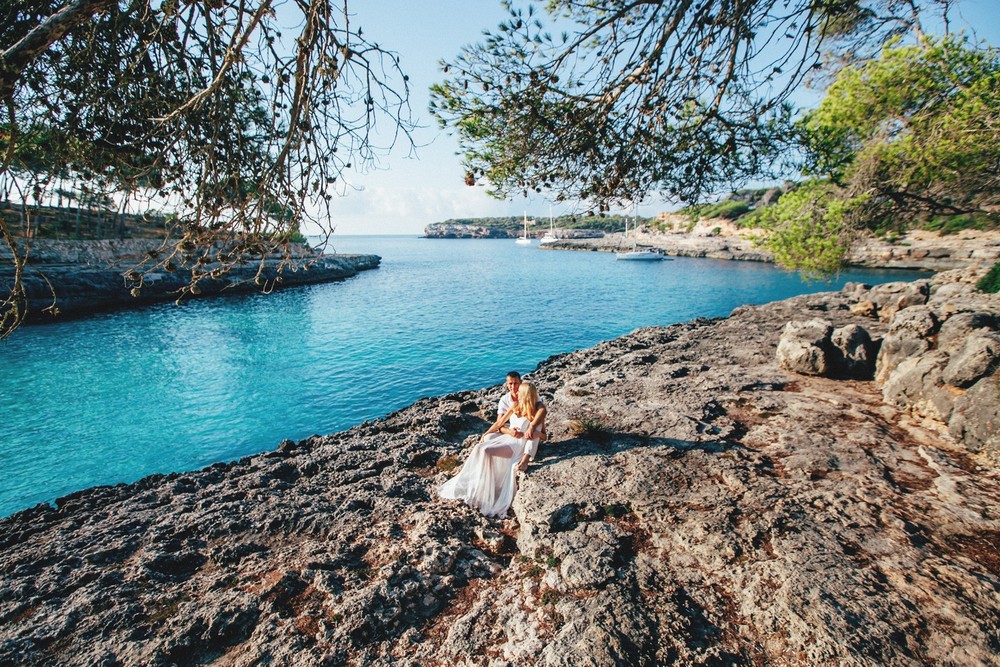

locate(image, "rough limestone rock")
[[776, 319, 834, 376], [874, 306, 940, 385], [867, 281, 930, 322], [857, 267, 1000, 459], [942, 332, 1000, 388], [831, 323, 879, 379], [849, 299, 878, 318], [777, 320, 879, 380], [949, 377, 1000, 455], [938, 311, 1000, 350], [881, 351, 953, 421], [1, 277, 998, 666]]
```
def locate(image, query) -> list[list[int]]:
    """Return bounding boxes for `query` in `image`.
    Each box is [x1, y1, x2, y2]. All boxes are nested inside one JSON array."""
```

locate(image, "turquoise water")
[[0, 236, 926, 516]]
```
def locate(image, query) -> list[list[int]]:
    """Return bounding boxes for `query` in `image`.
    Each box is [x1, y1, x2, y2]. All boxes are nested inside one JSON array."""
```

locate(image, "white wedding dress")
[[438, 415, 539, 517]]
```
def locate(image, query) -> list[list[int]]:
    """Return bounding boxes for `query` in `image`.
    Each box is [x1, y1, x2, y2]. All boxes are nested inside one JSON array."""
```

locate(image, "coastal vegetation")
[[979, 261, 1000, 293], [761, 35, 1000, 275]]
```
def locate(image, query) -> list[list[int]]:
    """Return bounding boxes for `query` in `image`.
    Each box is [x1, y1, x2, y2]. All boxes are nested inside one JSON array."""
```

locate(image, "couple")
[[439, 371, 547, 517]]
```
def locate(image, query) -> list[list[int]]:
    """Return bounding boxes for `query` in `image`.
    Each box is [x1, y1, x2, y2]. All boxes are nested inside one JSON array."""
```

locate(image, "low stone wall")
[[846, 229, 1000, 270]]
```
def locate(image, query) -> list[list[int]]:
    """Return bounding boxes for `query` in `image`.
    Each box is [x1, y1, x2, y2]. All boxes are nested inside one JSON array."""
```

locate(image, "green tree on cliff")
[[800, 34, 1000, 223], [757, 35, 1000, 274]]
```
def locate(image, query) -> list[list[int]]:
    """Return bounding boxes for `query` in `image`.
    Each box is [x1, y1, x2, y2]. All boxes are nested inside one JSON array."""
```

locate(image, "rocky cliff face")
[[0, 240, 380, 322], [0, 272, 997, 666]]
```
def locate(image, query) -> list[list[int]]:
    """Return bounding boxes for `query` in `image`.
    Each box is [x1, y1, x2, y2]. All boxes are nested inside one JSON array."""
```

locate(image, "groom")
[[497, 371, 546, 471]]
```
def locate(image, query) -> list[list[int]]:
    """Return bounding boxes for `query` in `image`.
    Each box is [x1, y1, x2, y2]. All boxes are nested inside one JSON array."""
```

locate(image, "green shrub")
[[603, 503, 632, 519], [540, 588, 561, 606], [977, 261, 1000, 293], [922, 213, 998, 236], [706, 200, 751, 220], [754, 180, 858, 278], [736, 208, 765, 229], [568, 416, 610, 442], [683, 200, 751, 221]]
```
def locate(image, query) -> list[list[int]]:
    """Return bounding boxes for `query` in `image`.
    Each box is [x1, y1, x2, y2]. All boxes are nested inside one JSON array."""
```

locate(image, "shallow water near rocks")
[[0, 236, 927, 516]]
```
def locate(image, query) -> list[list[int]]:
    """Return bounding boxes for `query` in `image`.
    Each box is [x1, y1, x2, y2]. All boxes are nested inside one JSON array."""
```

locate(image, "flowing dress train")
[[438, 415, 538, 517]]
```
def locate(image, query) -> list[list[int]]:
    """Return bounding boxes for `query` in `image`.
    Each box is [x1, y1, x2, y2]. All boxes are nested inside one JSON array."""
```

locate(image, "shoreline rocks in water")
[[0, 239, 380, 323], [0, 267, 997, 666]]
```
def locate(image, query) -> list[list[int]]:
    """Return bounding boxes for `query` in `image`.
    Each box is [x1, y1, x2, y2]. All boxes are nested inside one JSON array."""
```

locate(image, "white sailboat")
[[540, 206, 559, 244], [515, 213, 533, 245], [616, 213, 665, 261]]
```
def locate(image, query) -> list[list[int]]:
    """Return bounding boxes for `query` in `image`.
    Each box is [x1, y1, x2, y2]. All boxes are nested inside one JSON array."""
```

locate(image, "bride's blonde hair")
[[515, 382, 539, 419]]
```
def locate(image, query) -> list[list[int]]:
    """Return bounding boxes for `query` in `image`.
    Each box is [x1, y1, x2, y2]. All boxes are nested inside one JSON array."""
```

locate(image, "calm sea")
[[0, 236, 926, 516]]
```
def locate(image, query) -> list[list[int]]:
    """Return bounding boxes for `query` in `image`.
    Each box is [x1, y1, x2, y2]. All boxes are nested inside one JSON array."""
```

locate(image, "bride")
[[439, 382, 546, 517]]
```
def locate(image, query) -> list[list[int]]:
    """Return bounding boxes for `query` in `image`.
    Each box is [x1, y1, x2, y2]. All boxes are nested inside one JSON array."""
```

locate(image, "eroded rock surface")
[[1, 274, 998, 666]]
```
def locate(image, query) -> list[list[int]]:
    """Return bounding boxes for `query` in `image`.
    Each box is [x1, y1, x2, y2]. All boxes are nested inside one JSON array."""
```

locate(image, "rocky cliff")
[[1, 269, 997, 666], [0, 239, 380, 322]]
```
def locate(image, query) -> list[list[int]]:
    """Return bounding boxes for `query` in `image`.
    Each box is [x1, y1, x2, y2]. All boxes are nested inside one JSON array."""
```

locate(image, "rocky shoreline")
[[426, 219, 1000, 272], [0, 239, 380, 322], [1, 267, 997, 666], [543, 228, 1000, 271]]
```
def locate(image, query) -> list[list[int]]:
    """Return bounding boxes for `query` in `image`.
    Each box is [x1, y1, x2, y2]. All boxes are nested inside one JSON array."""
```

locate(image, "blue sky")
[[322, 0, 1000, 236]]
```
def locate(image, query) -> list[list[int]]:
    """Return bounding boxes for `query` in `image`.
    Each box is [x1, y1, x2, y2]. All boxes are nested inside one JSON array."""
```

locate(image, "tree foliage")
[[977, 261, 1000, 294], [753, 180, 859, 277], [1, 0, 414, 337], [800, 34, 1000, 225], [431, 0, 952, 210], [755, 33, 1000, 274]]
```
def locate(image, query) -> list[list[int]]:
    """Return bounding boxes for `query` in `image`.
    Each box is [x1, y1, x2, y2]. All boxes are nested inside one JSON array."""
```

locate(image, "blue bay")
[[0, 236, 927, 517]]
